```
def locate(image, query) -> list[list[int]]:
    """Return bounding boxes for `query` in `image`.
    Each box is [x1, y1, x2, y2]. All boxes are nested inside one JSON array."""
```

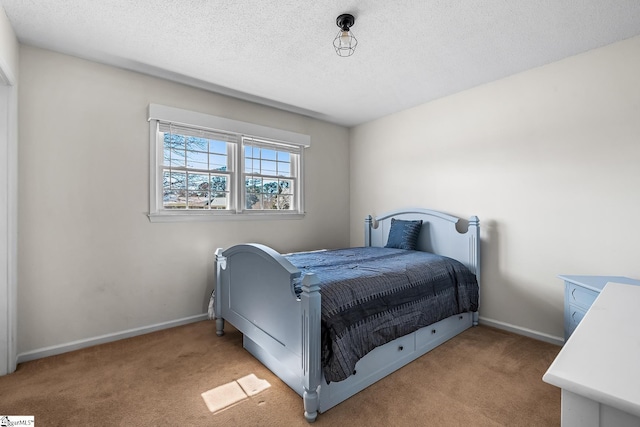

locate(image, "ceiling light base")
[[336, 14, 355, 31]]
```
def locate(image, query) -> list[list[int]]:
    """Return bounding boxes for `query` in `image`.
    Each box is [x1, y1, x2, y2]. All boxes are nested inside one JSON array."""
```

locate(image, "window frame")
[[148, 104, 310, 222], [160, 122, 237, 212], [241, 137, 302, 214]]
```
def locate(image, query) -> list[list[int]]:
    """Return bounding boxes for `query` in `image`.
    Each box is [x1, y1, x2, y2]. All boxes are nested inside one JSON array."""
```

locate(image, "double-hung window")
[[148, 104, 310, 221], [243, 138, 300, 211]]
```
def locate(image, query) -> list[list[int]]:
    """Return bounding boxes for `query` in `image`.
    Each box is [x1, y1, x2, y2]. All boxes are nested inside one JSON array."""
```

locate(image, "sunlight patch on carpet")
[[201, 374, 271, 414], [237, 373, 271, 396]]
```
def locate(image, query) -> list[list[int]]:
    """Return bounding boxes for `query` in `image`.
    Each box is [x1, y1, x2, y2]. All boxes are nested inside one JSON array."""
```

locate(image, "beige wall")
[[18, 46, 350, 354], [16, 32, 640, 353], [350, 35, 640, 341]]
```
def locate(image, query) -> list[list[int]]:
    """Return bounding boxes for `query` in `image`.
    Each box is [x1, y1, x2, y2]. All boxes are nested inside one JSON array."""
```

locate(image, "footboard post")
[[215, 248, 226, 336], [301, 273, 321, 423]]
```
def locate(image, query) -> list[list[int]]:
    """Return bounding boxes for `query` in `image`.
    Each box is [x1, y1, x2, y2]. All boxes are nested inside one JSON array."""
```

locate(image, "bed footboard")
[[215, 243, 323, 422], [215, 244, 305, 349]]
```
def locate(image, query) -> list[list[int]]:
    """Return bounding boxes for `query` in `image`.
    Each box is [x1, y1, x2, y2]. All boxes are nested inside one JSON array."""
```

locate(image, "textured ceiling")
[[3, 0, 640, 127]]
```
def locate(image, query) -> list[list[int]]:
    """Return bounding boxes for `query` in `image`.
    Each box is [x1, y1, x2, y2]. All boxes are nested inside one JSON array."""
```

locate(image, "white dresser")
[[544, 282, 640, 427]]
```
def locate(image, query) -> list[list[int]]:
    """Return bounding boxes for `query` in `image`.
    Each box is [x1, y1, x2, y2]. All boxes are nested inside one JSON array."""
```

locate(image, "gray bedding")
[[287, 247, 479, 383]]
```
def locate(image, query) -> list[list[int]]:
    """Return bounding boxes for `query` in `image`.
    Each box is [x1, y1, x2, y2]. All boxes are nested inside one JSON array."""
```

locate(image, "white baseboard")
[[15, 314, 562, 364], [16, 313, 209, 364], [478, 316, 564, 347]]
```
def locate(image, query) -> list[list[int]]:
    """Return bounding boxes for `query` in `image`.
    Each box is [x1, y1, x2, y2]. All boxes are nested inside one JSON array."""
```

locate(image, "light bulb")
[[340, 31, 351, 48]]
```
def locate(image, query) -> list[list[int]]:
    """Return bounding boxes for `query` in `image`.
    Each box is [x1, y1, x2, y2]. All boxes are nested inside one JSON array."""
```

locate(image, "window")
[[148, 104, 310, 222], [243, 138, 300, 211], [161, 123, 235, 211]]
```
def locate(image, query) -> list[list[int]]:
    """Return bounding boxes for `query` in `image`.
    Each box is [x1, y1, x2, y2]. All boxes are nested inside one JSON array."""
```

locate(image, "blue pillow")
[[384, 219, 423, 250]]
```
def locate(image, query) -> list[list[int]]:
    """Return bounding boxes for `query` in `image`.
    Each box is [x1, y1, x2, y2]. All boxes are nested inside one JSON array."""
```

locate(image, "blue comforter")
[[286, 247, 479, 383]]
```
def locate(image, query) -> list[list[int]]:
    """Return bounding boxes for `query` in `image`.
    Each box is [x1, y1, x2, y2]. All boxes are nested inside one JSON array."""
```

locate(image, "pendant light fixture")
[[333, 14, 357, 57]]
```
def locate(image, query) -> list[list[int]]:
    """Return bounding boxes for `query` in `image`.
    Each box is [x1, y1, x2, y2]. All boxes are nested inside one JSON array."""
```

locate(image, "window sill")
[[147, 211, 305, 223]]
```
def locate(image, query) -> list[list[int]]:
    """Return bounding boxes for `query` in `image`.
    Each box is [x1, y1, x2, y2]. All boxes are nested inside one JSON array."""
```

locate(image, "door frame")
[[0, 62, 18, 376]]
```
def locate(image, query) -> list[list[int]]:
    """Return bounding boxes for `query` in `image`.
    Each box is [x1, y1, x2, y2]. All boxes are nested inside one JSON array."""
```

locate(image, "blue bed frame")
[[214, 208, 480, 422]]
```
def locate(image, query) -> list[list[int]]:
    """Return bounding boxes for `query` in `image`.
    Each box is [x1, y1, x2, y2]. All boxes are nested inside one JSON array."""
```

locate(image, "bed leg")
[[216, 318, 225, 336], [473, 311, 479, 326], [303, 388, 319, 422]]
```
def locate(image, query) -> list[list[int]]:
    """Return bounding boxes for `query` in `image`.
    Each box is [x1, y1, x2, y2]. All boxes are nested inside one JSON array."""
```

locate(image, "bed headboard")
[[365, 208, 480, 280]]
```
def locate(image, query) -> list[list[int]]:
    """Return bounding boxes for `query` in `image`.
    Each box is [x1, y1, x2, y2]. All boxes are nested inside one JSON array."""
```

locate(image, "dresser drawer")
[[564, 304, 587, 339], [568, 305, 587, 329], [567, 283, 599, 311]]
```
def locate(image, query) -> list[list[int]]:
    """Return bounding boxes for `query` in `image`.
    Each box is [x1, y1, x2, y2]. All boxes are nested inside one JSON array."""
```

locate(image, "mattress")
[[287, 247, 479, 382]]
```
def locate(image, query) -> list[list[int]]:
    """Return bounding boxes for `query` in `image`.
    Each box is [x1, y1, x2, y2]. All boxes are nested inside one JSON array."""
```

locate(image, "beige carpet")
[[0, 321, 561, 426]]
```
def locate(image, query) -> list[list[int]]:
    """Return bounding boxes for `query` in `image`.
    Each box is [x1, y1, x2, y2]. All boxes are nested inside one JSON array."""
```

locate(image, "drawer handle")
[[398, 346, 404, 351], [571, 288, 576, 300], [431, 329, 437, 334], [571, 311, 577, 321]]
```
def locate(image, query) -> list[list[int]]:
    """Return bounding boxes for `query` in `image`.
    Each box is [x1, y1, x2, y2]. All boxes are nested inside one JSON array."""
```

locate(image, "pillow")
[[384, 218, 423, 250]]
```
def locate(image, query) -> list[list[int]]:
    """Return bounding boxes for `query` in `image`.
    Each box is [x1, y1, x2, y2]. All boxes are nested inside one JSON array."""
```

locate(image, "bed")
[[211, 208, 480, 422]]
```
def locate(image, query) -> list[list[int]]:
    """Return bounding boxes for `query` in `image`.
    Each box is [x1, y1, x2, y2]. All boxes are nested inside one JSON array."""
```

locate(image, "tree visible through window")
[[161, 123, 233, 210], [244, 140, 296, 211]]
